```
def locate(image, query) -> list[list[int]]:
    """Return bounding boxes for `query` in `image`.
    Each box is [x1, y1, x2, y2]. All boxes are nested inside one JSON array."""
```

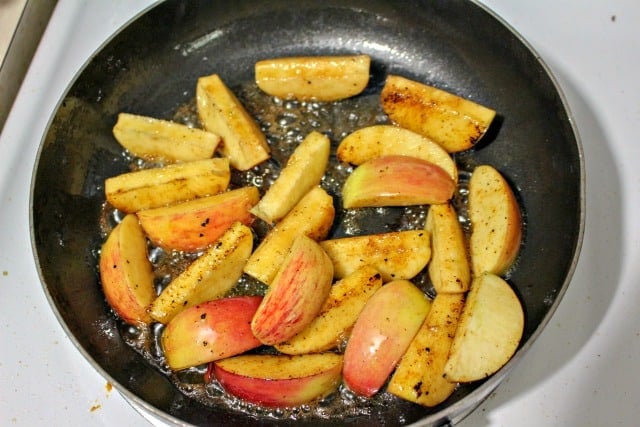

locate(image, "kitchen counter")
[[1, 1, 638, 426]]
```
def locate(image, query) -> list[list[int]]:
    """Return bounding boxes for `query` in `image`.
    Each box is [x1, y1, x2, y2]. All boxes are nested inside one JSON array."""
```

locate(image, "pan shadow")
[[459, 61, 623, 425]]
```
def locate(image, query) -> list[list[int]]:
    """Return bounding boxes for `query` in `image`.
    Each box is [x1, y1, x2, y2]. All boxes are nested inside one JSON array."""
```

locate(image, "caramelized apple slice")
[[255, 55, 370, 101], [161, 296, 263, 371], [468, 165, 522, 276], [149, 222, 253, 323], [251, 235, 334, 345], [275, 265, 383, 355], [343, 280, 431, 397], [243, 186, 335, 285], [341, 155, 455, 208], [320, 230, 431, 282], [381, 74, 496, 152], [337, 124, 457, 181], [251, 131, 330, 224], [212, 353, 343, 407], [137, 186, 259, 252], [112, 112, 220, 162], [387, 292, 465, 407], [196, 73, 270, 170], [443, 273, 524, 382], [425, 203, 471, 294], [99, 214, 155, 325], [105, 158, 230, 213]]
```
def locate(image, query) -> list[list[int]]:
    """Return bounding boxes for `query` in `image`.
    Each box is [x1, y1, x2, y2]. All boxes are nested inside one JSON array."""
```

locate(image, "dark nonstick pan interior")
[[30, 0, 584, 425]]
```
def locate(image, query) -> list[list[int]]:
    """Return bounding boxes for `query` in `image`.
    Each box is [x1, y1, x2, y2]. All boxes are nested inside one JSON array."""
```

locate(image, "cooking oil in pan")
[[110, 82, 473, 422]]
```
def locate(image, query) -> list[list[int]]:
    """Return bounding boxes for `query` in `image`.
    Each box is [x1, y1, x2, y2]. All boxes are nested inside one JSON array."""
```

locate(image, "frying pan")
[[30, 0, 584, 425]]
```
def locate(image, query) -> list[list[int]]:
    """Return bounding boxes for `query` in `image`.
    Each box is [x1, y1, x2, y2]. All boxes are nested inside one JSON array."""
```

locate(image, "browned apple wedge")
[[341, 155, 456, 208], [112, 112, 221, 162], [381, 74, 496, 153], [387, 292, 465, 407], [251, 235, 334, 345], [468, 165, 523, 276], [443, 273, 524, 382], [319, 230, 431, 282], [99, 214, 155, 325], [250, 131, 330, 224], [196, 73, 270, 170], [149, 222, 253, 324], [137, 186, 259, 252], [212, 353, 343, 407], [243, 186, 335, 285], [336, 124, 457, 181], [343, 280, 431, 397], [105, 158, 230, 213], [275, 265, 383, 355], [255, 54, 370, 102], [161, 296, 263, 371], [425, 203, 471, 294]]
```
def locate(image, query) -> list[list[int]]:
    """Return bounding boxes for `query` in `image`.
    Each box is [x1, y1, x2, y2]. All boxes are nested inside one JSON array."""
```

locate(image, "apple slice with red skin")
[[137, 186, 259, 252], [161, 296, 263, 371], [99, 214, 155, 325], [341, 155, 456, 208], [342, 279, 431, 397], [251, 234, 334, 345], [211, 353, 343, 407]]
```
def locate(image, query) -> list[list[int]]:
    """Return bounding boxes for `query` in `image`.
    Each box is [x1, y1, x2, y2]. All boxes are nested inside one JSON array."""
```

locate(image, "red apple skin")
[[342, 155, 456, 208], [99, 214, 155, 325], [137, 186, 259, 253], [161, 296, 263, 371], [211, 353, 343, 407], [251, 235, 333, 345], [342, 279, 431, 397]]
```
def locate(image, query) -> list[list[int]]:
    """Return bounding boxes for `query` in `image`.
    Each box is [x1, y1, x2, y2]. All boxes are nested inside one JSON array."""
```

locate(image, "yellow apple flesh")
[[336, 124, 457, 181], [255, 55, 370, 102], [444, 273, 524, 382]]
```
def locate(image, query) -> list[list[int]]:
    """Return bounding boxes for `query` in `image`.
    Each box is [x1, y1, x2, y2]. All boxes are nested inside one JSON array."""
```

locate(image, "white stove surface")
[[1, 1, 638, 425]]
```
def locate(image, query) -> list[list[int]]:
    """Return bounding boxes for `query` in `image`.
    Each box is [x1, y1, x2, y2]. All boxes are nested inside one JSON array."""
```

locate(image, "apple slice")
[[319, 230, 431, 282], [161, 296, 263, 371], [112, 112, 220, 162], [387, 292, 465, 407], [99, 214, 155, 325], [468, 165, 522, 276], [342, 155, 456, 208], [105, 158, 230, 213], [336, 125, 457, 181], [425, 203, 471, 294], [443, 273, 524, 382], [212, 353, 343, 407], [149, 222, 253, 324], [275, 265, 383, 355], [343, 280, 431, 397], [381, 74, 496, 153], [255, 55, 370, 102], [251, 235, 334, 345], [137, 186, 259, 253], [250, 131, 330, 224], [243, 186, 335, 285], [196, 73, 270, 171]]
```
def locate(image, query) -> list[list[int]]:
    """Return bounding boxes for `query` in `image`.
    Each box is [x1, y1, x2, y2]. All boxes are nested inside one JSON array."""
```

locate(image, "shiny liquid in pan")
[[100, 81, 483, 423]]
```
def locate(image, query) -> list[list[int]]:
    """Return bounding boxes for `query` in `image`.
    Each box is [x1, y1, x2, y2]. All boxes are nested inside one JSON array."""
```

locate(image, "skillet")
[[30, 0, 584, 425]]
